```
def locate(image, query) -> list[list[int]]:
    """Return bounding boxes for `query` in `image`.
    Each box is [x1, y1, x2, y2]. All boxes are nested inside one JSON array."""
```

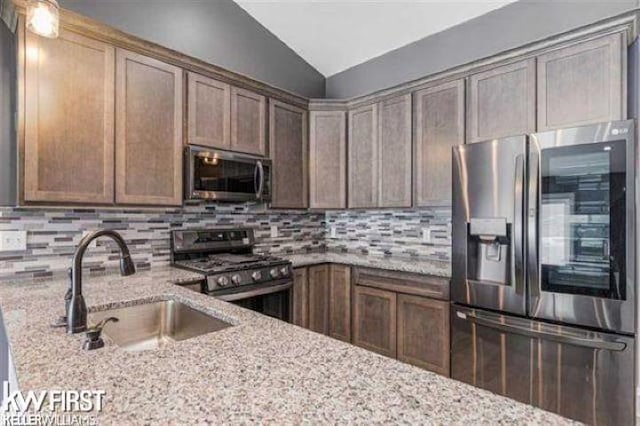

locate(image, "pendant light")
[[26, 0, 59, 39]]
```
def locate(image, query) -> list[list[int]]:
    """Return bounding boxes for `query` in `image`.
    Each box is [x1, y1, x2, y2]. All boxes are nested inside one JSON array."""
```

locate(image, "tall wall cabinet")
[[309, 110, 347, 209]]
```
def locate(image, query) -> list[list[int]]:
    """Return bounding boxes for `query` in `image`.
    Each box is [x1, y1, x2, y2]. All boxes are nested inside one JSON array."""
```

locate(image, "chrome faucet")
[[66, 230, 136, 334]]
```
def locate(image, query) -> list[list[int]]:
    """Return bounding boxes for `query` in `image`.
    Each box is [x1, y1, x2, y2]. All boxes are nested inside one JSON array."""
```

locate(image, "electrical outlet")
[[0, 231, 27, 252], [330, 226, 337, 239], [422, 228, 432, 244], [270, 225, 278, 239]]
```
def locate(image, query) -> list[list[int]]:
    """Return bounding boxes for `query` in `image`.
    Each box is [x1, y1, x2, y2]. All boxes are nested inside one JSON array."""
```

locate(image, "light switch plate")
[[0, 231, 27, 252], [422, 228, 432, 243], [270, 225, 278, 239], [330, 226, 337, 239]]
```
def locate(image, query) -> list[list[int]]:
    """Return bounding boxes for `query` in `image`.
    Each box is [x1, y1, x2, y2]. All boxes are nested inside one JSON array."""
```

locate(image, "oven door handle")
[[216, 281, 292, 302]]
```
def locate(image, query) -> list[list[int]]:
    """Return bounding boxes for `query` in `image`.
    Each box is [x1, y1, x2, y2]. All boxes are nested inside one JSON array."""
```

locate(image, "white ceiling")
[[234, 0, 517, 77]]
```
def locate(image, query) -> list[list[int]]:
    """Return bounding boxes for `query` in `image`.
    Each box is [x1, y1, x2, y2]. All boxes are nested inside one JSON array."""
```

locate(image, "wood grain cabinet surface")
[[353, 285, 397, 358], [230, 86, 266, 156], [397, 294, 450, 376], [537, 32, 625, 131], [292, 268, 309, 328], [467, 59, 536, 143], [377, 94, 412, 208], [328, 265, 351, 342], [307, 264, 331, 334], [115, 49, 183, 206], [23, 29, 115, 204], [187, 72, 231, 149], [414, 80, 464, 207], [309, 111, 347, 209], [348, 103, 378, 208], [269, 100, 308, 209]]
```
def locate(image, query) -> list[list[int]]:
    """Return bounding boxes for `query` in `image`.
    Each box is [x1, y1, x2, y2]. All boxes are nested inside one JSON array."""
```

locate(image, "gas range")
[[170, 228, 292, 294]]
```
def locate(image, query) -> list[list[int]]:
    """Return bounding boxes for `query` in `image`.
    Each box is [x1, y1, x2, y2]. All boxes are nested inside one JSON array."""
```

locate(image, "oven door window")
[[194, 156, 257, 195], [539, 140, 626, 299], [232, 289, 290, 322]]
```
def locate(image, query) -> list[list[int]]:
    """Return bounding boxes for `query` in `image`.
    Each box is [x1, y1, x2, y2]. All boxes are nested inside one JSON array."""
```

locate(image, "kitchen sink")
[[90, 300, 232, 351]]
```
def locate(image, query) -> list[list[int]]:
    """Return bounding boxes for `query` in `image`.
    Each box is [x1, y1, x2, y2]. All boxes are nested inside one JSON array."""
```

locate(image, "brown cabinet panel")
[[467, 59, 535, 143], [537, 33, 625, 131], [293, 267, 309, 328], [378, 94, 412, 207], [187, 72, 231, 149], [308, 264, 330, 334], [329, 265, 351, 342], [269, 100, 308, 209], [348, 104, 378, 208], [231, 87, 266, 155], [309, 111, 347, 209], [397, 294, 450, 376], [414, 80, 464, 206], [353, 285, 396, 358], [24, 30, 115, 204], [115, 49, 183, 206]]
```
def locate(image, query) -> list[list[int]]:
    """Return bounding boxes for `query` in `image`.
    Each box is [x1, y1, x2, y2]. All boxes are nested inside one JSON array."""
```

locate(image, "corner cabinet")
[[309, 110, 347, 209], [467, 59, 536, 143], [23, 29, 115, 204], [348, 103, 378, 208], [115, 49, 183, 206], [269, 100, 308, 209]]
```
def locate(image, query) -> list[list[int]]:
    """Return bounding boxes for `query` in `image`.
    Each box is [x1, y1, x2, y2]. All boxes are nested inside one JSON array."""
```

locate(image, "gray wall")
[[0, 21, 16, 206], [326, 0, 639, 98], [59, 0, 325, 98]]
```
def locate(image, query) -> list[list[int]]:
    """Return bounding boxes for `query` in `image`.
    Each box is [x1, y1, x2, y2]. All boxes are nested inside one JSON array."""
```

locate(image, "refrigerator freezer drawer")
[[451, 304, 634, 425]]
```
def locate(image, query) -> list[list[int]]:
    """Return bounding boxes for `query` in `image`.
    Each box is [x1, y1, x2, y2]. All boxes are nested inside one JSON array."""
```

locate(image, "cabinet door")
[[230, 87, 266, 155], [187, 72, 231, 149], [115, 49, 183, 206], [24, 30, 115, 204], [353, 285, 396, 358], [537, 33, 625, 131], [378, 94, 412, 207], [269, 100, 308, 209], [414, 80, 464, 206], [292, 268, 309, 328], [397, 294, 450, 376], [308, 265, 330, 334], [329, 265, 351, 342], [348, 104, 378, 208], [309, 111, 347, 209], [467, 59, 535, 143]]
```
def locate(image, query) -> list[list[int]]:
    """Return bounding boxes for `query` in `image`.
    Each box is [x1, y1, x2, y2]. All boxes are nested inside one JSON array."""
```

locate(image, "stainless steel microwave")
[[185, 146, 272, 202]]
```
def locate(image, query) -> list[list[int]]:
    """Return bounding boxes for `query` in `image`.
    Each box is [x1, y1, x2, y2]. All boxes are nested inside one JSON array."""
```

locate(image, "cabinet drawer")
[[354, 267, 449, 300]]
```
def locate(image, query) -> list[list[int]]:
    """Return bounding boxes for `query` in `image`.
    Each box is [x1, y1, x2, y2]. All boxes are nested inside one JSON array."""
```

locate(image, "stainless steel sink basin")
[[90, 300, 232, 351]]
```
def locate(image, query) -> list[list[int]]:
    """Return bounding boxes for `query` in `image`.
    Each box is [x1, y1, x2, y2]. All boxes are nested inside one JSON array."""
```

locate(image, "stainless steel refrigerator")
[[451, 120, 636, 425]]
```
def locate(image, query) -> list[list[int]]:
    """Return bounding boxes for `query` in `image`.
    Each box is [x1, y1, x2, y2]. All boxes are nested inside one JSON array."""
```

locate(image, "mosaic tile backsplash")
[[0, 203, 452, 280]]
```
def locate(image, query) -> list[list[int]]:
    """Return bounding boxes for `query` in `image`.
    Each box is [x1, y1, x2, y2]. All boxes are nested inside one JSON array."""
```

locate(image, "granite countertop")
[[281, 251, 451, 277], [0, 268, 572, 424]]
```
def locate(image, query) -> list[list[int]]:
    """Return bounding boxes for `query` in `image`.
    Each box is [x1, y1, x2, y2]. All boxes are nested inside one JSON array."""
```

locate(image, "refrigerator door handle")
[[527, 151, 540, 300], [461, 311, 627, 351], [513, 154, 525, 295]]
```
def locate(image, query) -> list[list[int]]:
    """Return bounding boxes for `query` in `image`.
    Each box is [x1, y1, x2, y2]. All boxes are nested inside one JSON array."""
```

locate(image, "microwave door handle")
[[256, 160, 265, 199]]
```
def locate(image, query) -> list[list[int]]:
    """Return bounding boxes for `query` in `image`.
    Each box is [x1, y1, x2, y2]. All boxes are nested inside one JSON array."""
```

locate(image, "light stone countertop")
[[0, 267, 574, 424], [282, 251, 451, 277]]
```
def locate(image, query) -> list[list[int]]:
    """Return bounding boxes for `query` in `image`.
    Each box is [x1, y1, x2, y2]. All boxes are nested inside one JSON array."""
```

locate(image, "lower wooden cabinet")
[[292, 268, 309, 328], [307, 265, 330, 334], [353, 285, 397, 358], [328, 265, 351, 342], [397, 294, 450, 376]]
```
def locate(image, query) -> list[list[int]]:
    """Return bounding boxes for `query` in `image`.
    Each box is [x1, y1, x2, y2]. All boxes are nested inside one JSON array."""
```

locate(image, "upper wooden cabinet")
[[187, 72, 231, 149], [230, 87, 266, 156], [414, 80, 465, 206], [378, 94, 412, 207], [309, 110, 347, 209], [23, 30, 115, 204], [269, 100, 308, 209], [115, 49, 183, 206], [328, 265, 352, 342], [348, 104, 378, 208], [467, 59, 536, 143], [537, 33, 625, 131]]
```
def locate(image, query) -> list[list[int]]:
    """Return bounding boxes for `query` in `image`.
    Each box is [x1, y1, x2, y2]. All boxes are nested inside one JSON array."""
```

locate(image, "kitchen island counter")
[[0, 268, 572, 424]]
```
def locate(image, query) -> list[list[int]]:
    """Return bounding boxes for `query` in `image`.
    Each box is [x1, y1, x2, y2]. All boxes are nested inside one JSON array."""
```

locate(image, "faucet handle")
[[82, 317, 119, 351]]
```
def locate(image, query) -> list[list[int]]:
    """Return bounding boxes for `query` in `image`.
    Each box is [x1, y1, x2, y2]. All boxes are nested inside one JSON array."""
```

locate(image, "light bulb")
[[26, 0, 59, 39]]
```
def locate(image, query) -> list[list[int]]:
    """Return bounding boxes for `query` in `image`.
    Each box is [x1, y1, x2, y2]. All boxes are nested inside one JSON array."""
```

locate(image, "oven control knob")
[[216, 276, 230, 287], [231, 274, 242, 286], [280, 266, 290, 277], [251, 271, 262, 281], [270, 268, 279, 278]]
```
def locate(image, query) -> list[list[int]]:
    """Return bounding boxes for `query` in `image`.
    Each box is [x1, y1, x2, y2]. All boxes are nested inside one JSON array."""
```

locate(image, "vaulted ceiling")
[[234, 0, 517, 77]]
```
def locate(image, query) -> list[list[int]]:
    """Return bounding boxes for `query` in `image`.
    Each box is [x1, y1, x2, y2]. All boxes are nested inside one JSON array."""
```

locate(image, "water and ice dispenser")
[[466, 218, 511, 285]]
